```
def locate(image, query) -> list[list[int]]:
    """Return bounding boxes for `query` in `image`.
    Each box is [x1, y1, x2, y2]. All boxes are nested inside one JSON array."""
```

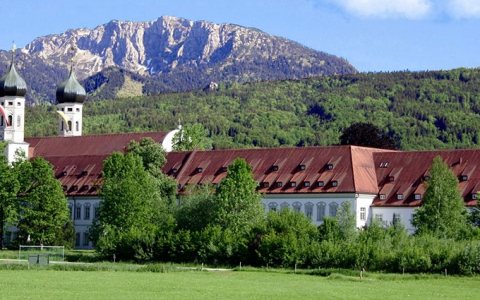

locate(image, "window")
[[397, 194, 403, 200], [7, 115, 12, 127], [68, 121, 72, 131], [93, 203, 99, 219], [305, 202, 313, 219], [84, 203, 91, 220], [316, 202, 326, 222], [272, 166, 279, 171], [17, 102, 21, 106], [75, 203, 81, 220], [290, 182, 296, 188], [261, 182, 269, 188], [473, 194, 478, 200], [280, 202, 290, 210], [374, 214, 383, 222], [196, 168, 203, 173], [68, 203, 73, 219], [360, 207, 366, 221], [461, 175, 468, 181], [299, 165, 306, 170], [76, 108, 80, 112], [268, 202, 278, 212], [317, 181, 324, 187], [275, 182, 283, 188], [75, 121, 79, 131], [393, 213, 401, 225], [67, 108, 73, 112], [304, 181, 310, 187], [331, 181, 338, 187], [415, 194, 421, 200], [17, 116, 20, 127], [75, 233, 80, 246], [380, 194, 386, 200], [8, 102, 12, 106], [292, 202, 302, 213], [329, 202, 338, 217], [327, 164, 333, 170], [83, 233, 89, 246]]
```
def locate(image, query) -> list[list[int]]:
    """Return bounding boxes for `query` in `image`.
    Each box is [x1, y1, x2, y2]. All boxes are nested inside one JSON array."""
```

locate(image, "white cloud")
[[329, 0, 433, 19], [447, 0, 480, 18]]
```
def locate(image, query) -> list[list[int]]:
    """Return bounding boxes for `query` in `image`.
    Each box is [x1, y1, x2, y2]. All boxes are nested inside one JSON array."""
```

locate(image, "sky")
[[0, 0, 479, 72]]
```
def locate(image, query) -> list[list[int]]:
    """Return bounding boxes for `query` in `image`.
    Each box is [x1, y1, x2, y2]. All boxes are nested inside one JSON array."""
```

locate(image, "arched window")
[[17, 115, 20, 127], [84, 203, 91, 220], [75, 203, 82, 220], [68, 203, 73, 219], [76, 121, 79, 131], [93, 203, 99, 219], [280, 202, 290, 210], [316, 202, 326, 222], [292, 202, 302, 213], [268, 202, 278, 212], [68, 121, 72, 132], [305, 202, 314, 219], [61, 121, 64, 131], [7, 115, 12, 127], [329, 202, 339, 217]]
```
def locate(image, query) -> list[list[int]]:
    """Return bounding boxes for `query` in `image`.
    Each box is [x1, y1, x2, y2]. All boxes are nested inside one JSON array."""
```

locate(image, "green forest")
[[25, 67, 480, 150]]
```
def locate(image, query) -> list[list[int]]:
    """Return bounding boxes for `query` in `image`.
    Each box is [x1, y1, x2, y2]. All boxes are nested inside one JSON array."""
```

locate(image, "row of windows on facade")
[[68, 203, 98, 220], [264, 201, 367, 222], [374, 213, 409, 226], [0, 115, 21, 127]]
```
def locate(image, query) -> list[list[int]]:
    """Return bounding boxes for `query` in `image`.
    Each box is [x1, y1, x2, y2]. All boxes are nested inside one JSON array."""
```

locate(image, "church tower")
[[0, 45, 29, 163], [56, 48, 86, 137]]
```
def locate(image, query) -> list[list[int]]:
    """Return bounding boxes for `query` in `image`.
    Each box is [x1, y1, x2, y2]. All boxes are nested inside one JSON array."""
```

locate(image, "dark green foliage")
[[0, 142, 20, 248], [172, 123, 212, 151], [14, 157, 71, 246], [340, 122, 399, 149], [24, 68, 480, 151], [413, 156, 468, 239]]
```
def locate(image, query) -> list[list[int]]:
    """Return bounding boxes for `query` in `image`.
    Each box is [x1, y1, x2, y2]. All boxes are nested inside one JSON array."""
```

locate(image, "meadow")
[[0, 266, 478, 300]]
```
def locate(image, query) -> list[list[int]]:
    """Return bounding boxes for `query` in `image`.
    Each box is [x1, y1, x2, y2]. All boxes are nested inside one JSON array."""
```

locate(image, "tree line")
[[25, 68, 480, 151]]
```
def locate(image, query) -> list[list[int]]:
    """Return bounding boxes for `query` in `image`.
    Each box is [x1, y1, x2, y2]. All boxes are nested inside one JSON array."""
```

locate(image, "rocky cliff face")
[[0, 16, 357, 103]]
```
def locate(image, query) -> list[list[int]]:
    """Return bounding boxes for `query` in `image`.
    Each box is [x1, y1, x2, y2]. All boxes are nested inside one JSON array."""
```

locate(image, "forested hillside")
[[26, 68, 480, 150]]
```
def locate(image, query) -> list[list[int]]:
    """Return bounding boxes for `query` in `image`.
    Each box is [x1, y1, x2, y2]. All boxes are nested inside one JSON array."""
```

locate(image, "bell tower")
[[56, 47, 86, 137], [0, 44, 29, 163]]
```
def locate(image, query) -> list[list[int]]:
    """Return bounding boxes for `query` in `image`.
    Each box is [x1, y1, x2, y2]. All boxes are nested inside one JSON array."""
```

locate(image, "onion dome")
[[56, 68, 86, 104], [0, 62, 27, 97]]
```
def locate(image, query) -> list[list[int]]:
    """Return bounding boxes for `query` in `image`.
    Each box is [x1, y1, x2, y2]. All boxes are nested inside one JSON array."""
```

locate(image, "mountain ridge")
[[0, 16, 356, 103]]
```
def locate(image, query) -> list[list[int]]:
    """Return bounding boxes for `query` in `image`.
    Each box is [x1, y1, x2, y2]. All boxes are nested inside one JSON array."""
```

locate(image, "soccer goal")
[[18, 245, 65, 262]]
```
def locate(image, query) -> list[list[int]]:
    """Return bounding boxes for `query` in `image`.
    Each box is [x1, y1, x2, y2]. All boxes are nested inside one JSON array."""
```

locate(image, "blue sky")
[[1, 0, 479, 72]]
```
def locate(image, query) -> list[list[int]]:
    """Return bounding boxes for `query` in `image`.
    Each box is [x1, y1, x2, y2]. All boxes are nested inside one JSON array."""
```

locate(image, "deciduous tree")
[[340, 122, 399, 149], [413, 156, 468, 239], [172, 123, 212, 151]]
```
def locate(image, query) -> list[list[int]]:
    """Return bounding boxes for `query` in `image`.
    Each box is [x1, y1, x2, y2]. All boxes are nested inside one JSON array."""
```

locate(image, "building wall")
[[67, 197, 101, 249], [370, 206, 416, 234]]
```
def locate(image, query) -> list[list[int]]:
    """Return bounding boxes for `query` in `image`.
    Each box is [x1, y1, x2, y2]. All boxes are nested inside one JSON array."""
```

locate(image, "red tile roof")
[[372, 149, 480, 207]]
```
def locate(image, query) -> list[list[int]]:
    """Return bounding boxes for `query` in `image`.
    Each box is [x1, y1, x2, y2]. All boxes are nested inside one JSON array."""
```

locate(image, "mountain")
[[0, 16, 357, 103]]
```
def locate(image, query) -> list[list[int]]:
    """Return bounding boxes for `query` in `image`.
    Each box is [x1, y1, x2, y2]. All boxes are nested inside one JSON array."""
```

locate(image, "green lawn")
[[0, 269, 478, 299]]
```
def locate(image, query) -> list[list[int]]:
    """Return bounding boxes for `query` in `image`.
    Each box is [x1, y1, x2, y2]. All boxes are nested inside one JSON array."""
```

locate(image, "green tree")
[[90, 151, 175, 260], [413, 156, 468, 239], [212, 158, 263, 234], [172, 123, 212, 151], [339, 122, 399, 149], [14, 156, 71, 246], [336, 201, 357, 242], [0, 142, 20, 248]]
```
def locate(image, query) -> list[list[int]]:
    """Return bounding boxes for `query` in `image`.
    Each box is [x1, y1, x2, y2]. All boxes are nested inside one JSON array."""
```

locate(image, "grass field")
[[0, 268, 479, 299]]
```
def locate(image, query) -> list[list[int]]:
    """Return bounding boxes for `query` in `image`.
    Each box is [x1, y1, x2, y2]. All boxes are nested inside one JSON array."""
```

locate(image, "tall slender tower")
[[0, 45, 29, 163], [56, 48, 86, 137]]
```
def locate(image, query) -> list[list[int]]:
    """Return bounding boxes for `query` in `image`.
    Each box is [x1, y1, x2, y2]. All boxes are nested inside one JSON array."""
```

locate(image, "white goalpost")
[[18, 245, 65, 262]]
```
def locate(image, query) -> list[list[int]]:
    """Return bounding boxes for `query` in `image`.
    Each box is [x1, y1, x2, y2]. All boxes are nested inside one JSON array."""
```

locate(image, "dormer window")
[[379, 194, 386, 200], [272, 166, 279, 171], [424, 176, 430, 181], [473, 194, 478, 200], [331, 181, 338, 187], [261, 182, 269, 188], [461, 175, 468, 181], [196, 168, 203, 173], [62, 185, 68, 191], [83, 185, 89, 190], [290, 182, 296, 188], [275, 182, 283, 188], [72, 186, 78, 191], [414, 194, 421, 200], [299, 164, 306, 170], [397, 194, 403, 200], [221, 167, 228, 172], [317, 181, 324, 187], [304, 181, 310, 187], [171, 169, 178, 174], [327, 164, 333, 170]]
